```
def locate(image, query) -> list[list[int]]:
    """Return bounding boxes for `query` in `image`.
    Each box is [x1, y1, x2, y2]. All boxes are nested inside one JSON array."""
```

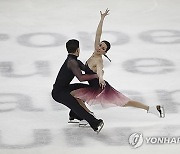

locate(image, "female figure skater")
[[71, 9, 165, 118]]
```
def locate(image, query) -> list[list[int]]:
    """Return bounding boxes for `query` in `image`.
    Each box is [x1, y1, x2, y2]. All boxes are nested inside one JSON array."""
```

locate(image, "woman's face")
[[97, 42, 107, 55]]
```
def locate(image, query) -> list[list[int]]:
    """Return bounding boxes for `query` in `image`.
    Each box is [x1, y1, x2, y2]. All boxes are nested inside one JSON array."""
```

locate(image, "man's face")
[[76, 48, 80, 57]]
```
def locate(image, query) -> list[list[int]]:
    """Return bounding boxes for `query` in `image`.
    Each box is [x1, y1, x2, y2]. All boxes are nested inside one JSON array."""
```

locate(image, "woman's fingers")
[[100, 8, 110, 17], [99, 81, 106, 89]]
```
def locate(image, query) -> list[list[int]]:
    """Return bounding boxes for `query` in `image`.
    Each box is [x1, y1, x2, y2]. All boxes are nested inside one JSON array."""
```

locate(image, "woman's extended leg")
[[123, 100, 165, 118], [123, 100, 149, 111]]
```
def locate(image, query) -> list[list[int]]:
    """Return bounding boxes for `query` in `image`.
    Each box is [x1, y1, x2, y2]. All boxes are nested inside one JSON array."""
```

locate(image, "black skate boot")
[[90, 119, 104, 134], [68, 110, 83, 123]]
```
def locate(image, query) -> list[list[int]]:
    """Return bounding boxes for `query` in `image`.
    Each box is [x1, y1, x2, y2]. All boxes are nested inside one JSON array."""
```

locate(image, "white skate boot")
[[148, 105, 165, 118]]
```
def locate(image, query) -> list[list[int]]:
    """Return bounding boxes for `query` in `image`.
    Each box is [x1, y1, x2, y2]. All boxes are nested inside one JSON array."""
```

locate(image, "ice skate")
[[68, 114, 82, 123], [79, 120, 89, 127], [68, 116, 80, 123], [148, 105, 165, 118], [68, 110, 83, 123], [95, 120, 104, 134], [90, 119, 104, 134], [157, 105, 165, 118]]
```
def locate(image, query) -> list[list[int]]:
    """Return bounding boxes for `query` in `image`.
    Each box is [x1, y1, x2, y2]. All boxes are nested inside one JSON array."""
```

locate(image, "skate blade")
[[160, 106, 165, 118], [79, 123, 90, 127], [68, 120, 79, 124], [95, 122, 104, 134]]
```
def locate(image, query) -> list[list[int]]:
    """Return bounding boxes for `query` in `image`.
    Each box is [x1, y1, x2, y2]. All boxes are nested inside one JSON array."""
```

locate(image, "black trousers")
[[51, 83, 97, 123]]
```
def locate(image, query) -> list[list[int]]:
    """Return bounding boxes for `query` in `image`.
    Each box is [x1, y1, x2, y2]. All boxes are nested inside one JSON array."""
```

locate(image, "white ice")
[[0, 0, 180, 154]]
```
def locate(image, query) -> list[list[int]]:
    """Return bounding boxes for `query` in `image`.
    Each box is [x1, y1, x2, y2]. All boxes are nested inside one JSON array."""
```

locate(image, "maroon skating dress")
[[73, 64, 131, 108]]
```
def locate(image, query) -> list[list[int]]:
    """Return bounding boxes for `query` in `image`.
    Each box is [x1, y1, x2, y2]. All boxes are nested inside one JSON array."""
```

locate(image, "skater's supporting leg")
[[124, 100, 165, 118], [72, 97, 95, 126], [52, 90, 104, 132], [123, 100, 149, 111]]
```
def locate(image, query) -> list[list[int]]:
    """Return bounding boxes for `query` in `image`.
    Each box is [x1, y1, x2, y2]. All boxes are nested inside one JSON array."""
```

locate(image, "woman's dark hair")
[[66, 39, 79, 53], [101, 40, 111, 62], [102, 40, 111, 52]]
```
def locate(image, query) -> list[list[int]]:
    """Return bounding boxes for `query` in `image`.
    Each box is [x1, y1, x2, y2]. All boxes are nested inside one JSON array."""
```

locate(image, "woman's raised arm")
[[94, 9, 110, 50]]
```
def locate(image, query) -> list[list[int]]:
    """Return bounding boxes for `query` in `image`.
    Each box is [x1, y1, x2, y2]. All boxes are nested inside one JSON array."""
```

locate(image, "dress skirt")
[[72, 81, 130, 108]]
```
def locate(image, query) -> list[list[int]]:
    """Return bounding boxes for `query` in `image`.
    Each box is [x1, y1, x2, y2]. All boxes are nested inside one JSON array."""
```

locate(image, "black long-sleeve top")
[[53, 54, 96, 91]]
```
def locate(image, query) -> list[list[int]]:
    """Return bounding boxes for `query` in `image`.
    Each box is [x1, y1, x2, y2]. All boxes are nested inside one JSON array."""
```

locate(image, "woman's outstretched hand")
[[100, 8, 110, 19]]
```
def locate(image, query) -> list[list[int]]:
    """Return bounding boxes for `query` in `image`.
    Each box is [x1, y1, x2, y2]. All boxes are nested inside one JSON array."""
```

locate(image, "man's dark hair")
[[66, 39, 79, 53]]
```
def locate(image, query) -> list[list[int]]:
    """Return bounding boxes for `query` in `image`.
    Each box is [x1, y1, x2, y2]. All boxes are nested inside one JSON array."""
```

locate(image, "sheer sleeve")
[[67, 59, 97, 82], [77, 60, 87, 71]]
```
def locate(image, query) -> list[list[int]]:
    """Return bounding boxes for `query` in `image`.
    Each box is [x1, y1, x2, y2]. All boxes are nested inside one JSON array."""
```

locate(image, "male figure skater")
[[51, 39, 104, 133]]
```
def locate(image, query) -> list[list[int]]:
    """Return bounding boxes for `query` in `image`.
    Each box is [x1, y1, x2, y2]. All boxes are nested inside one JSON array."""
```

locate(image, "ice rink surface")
[[0, 0, 180, 153]]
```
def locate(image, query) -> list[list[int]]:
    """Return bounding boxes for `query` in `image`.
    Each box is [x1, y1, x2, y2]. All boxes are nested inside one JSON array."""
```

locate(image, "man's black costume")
[[51, 54, 103, 131]]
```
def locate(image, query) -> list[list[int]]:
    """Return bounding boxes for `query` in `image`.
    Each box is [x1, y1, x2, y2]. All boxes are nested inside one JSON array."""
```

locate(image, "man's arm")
[[77, 60, 87, 72], [94, 9, 110, 50], [68, 59, 98, 82]]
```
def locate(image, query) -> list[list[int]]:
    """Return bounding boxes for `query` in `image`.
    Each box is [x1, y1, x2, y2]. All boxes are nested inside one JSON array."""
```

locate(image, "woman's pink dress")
[[73, 64, 130, 108]]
